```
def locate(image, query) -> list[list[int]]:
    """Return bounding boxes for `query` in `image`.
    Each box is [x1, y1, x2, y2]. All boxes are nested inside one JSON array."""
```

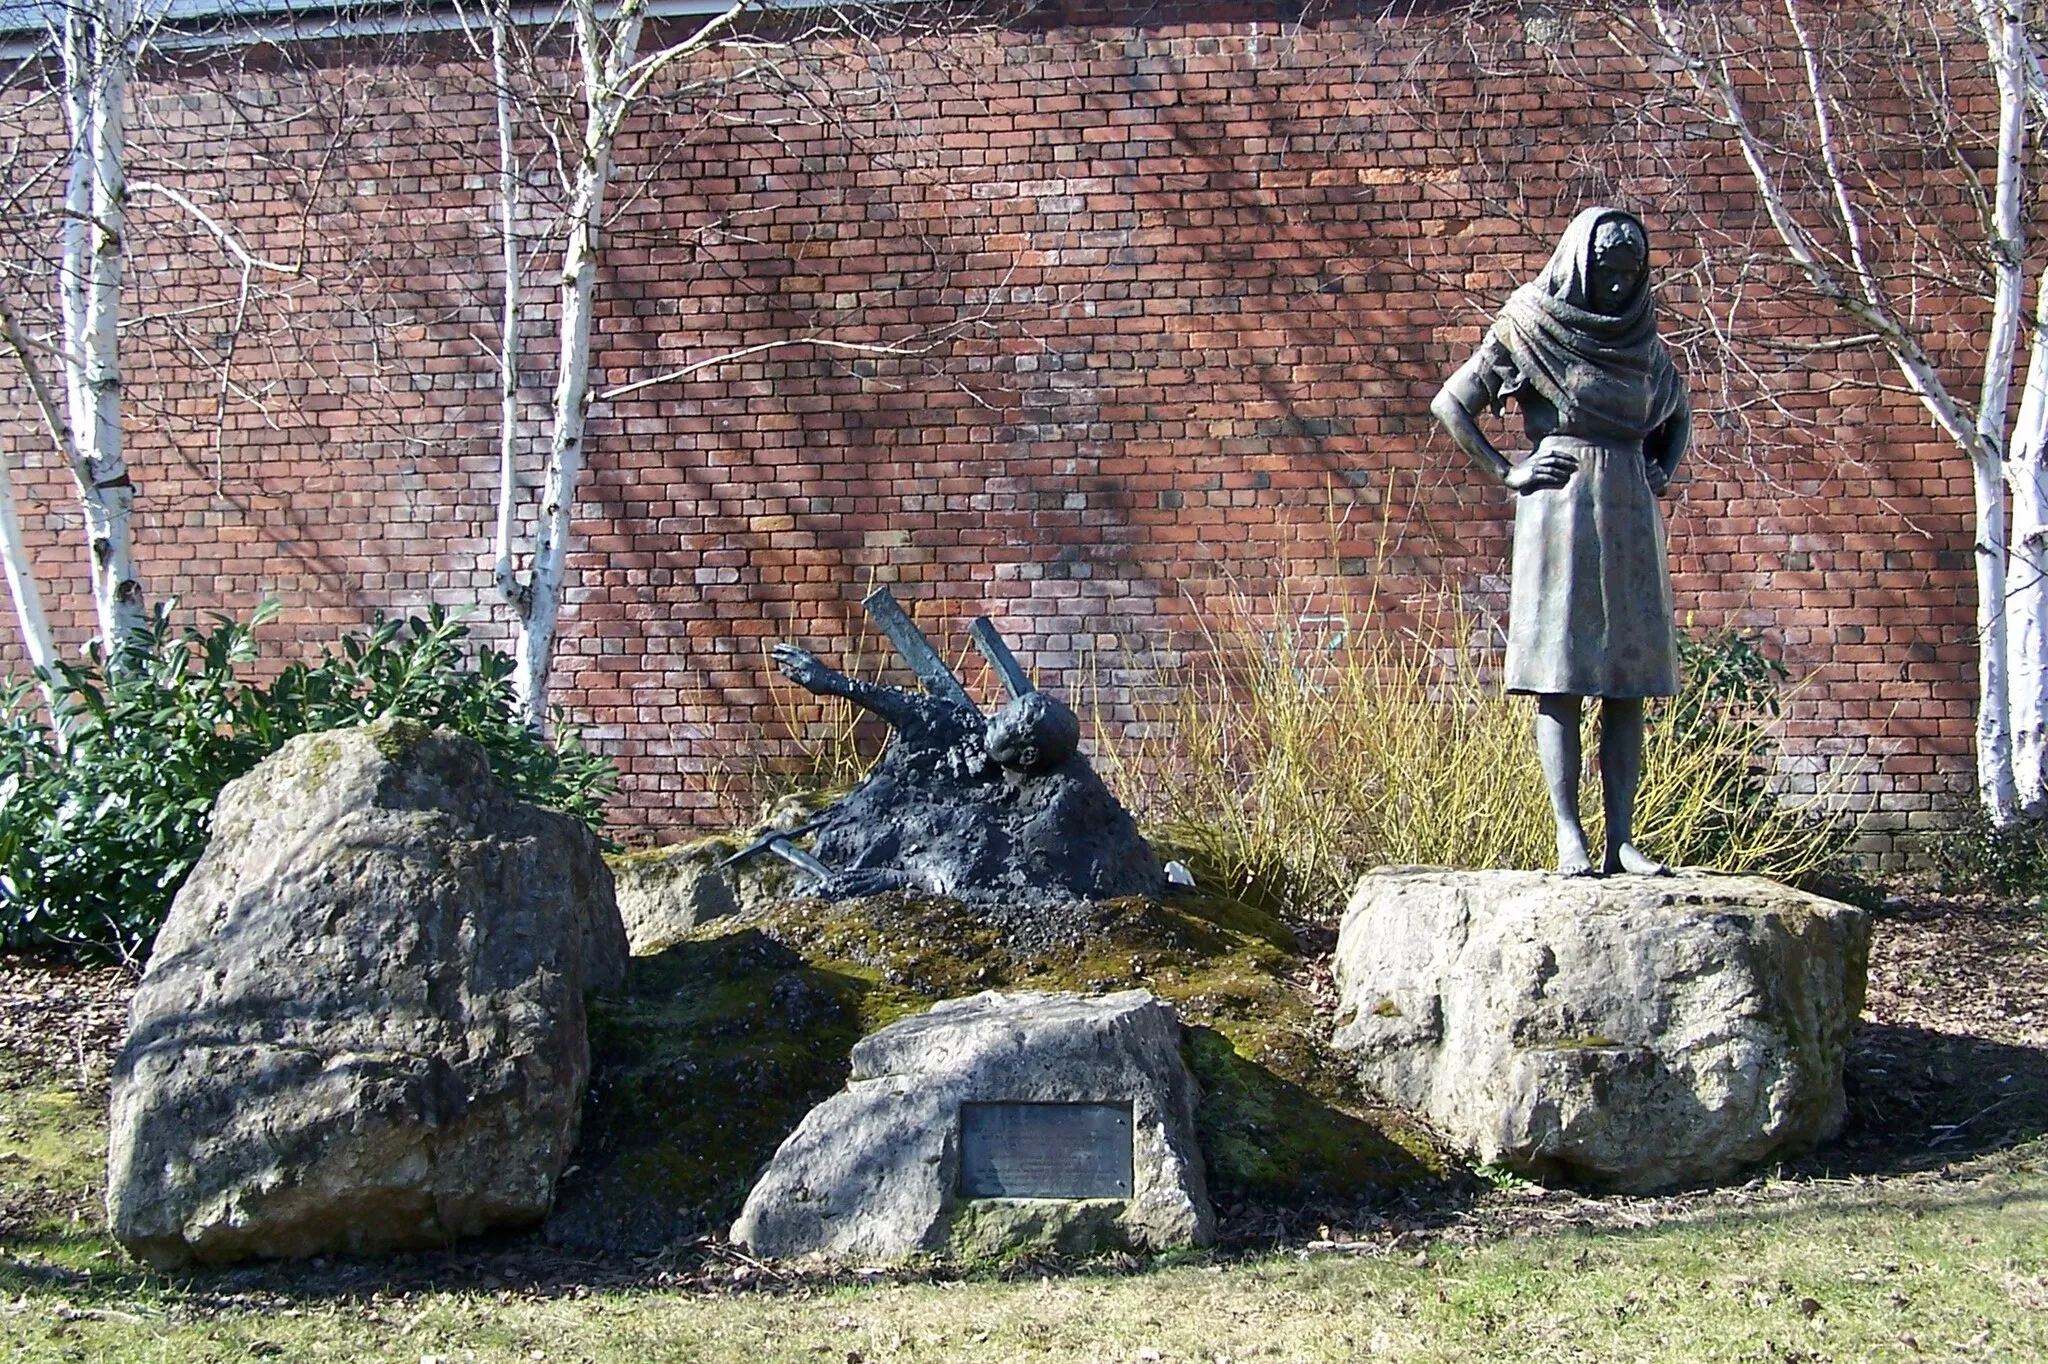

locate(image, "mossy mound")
[[551, 888, 1441, 1253], [542, 930, 867, 1252]]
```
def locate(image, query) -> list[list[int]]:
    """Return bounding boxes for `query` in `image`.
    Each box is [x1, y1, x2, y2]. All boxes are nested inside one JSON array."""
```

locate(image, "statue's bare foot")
[[1606, 843, 1672, 877], [1556, 826, 1597, 878]]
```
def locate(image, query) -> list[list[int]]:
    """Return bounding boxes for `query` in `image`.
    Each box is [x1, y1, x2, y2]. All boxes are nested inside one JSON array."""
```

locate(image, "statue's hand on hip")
[[1644, 461, 1672, 496], [1505, 450, 1577, 493]]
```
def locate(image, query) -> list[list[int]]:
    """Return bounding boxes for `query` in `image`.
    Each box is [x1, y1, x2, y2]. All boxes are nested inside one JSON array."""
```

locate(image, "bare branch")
[[1647, 0, 1984, 459], [600, 333, 971, 402], [611, 0, 753, 117], [127, 180, 301, 276], [0, 286, 95, 504], [489, 1, 525, 614]]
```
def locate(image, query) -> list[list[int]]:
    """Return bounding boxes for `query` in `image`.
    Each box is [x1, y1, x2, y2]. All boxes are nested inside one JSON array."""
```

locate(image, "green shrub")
[[0, 603, 615, 962], [1932, 807, 2048, 898], [1640, 625, 1802, 871]]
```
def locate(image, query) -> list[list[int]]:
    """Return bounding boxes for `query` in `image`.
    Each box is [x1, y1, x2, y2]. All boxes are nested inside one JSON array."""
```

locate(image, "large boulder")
[[106, 719, 628, 1267], [1331, 868, 1868, 1192], [731, 989, 1212, 1261]]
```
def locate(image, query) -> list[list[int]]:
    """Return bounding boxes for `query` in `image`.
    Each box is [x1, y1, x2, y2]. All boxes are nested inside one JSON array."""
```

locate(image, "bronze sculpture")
[[729, 588, 1165, 903], [1430, 207, 1691, 876]]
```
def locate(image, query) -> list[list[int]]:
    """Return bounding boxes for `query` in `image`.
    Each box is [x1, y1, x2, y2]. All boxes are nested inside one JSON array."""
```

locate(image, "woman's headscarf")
[[1490, 207, 1685, 440]]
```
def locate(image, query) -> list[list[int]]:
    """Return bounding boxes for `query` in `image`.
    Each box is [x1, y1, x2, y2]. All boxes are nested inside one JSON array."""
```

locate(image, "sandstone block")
[[606, 841, 739, 955], [1331, 868, 1868, 1191], [731, 989, 1211, 1261]]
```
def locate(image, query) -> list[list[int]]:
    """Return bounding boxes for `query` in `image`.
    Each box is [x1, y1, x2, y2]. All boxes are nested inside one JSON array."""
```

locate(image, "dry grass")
[[1096, 583, 1853, 915], [716, 574, 1851, 916], [732, 598, 1014, 822]]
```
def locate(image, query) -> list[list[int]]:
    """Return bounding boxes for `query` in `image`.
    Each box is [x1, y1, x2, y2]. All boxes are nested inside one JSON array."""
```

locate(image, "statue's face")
[[1589, 232, 1646, 316]]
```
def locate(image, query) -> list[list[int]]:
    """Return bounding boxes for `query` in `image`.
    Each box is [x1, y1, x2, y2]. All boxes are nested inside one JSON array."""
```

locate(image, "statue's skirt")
[[1504, 434, 1679, 698]]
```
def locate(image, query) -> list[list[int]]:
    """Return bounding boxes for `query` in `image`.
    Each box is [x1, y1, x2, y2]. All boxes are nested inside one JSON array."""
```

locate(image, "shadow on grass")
[[14, 1158, 2044, 1311], [1479, 1153, 2048, 1251]]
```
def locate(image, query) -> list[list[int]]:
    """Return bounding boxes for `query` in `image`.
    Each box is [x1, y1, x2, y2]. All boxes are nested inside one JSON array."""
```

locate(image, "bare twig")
[[127, 180, 301, 276], [599, 333, 974, 402]]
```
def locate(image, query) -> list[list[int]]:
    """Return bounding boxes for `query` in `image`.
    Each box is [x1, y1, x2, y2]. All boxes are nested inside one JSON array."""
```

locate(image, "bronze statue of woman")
[[1430, 207, 1691, 877]]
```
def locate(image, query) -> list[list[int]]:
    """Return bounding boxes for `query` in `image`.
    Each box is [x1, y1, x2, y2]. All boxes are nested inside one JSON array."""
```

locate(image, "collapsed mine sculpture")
[[726, 587, 1165, 904]]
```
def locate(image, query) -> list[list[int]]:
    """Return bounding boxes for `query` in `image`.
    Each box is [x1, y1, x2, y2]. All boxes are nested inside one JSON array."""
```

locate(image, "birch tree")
[[474, 0, 750, 727], [0, 0, 145, 670], [1565, 0, 2048, 823], [0, 0, 319, 698], [0, 297, 64, 690], [56, 0, 146, 655], [477, 0, 1004, 728]]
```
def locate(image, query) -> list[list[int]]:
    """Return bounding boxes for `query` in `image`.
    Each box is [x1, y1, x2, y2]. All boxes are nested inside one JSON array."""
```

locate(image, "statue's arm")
[[1430, 353, 1575, 493], [1430, 357, 1514, 484], [772, 643, 921, 730], [1646, 394, 1691, 496]]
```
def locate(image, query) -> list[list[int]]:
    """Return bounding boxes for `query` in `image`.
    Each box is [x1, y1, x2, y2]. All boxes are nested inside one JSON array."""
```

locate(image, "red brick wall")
[[0, 9, 1983, 856]]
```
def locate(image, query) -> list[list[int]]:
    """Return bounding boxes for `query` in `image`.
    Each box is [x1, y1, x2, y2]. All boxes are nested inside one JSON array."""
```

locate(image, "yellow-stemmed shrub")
[[1094, 584, 1853, 917]]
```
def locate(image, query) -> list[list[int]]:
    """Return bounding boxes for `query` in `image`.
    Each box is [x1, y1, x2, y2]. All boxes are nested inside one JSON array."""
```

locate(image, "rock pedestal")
[[1331, 868, 1868, 1192], [106, 719, 628, 1267], [731, 989, 1211, 1261]]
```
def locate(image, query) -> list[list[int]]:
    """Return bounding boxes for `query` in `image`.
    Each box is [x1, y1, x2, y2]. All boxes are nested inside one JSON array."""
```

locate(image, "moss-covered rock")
[[544, 929, 869, 1252], [946, 1197, 1130, 1261], [551, 887, 1441, 1253]]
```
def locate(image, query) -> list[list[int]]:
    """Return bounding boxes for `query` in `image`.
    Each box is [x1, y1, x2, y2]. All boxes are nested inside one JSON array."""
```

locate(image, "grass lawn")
[[4, 1099, 2044, 1364]]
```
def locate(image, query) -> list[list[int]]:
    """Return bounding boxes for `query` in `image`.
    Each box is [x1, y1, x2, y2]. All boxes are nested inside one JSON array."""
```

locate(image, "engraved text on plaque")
[[957, 1101, 1135, 1199]]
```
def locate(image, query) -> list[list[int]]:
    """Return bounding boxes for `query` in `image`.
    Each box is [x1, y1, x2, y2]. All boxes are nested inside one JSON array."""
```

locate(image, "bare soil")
[[0, 958, 129, 1096]]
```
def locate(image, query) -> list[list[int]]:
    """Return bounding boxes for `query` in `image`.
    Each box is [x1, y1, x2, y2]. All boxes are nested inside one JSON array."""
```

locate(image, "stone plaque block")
[[731, 991, 1213, 1260], [958, 1101, 1134, 1199]]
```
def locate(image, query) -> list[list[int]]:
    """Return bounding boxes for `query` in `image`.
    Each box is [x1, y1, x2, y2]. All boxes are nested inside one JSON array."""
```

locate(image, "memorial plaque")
[[957, 1101, 1134, 1199]]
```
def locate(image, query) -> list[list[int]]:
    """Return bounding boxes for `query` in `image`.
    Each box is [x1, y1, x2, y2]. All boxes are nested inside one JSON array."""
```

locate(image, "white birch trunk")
[[2013, 482, 2048, 816], [1980, 447, 2021, 822], [1972, 0, 2031, 823], [0, 439, 59, 688], [513, 145, 615, 726], [0, 296, 63, 684], [497, 0, 744, 727], [490, 9, 523, 610], [0, 443, 64, 742], [59, 13, 91, 430], [2008, 274, 2048, 816], [510, 0, 643, 727], [0, 291, 81, 736], [60, 0, 145, 657]]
